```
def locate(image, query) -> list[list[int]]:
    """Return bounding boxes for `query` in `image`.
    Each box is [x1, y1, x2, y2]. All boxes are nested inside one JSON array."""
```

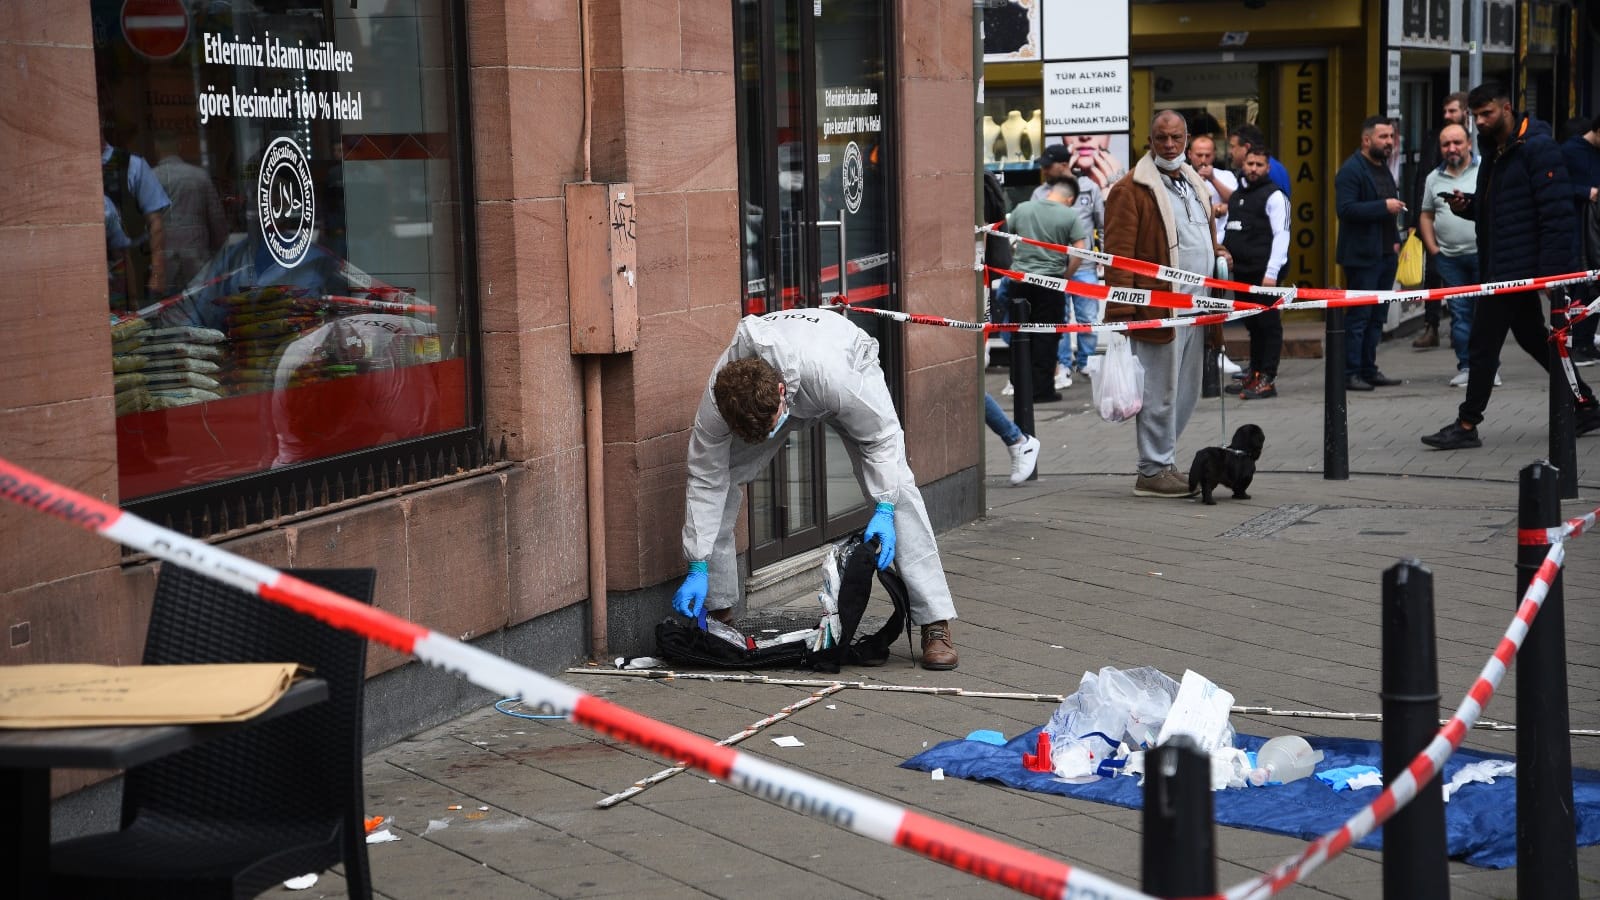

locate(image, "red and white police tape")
[[979, 222, 1600, 306], [1518, 505, 1600, 546], [980, 262, 1600, 313], [985, 265, 1282, 313], [1222, 531, 1579, 900], [831, 297, 1264, 336], [3, 452, 1594, 900], [0, 455, 1150, 900], [320, 294, 439, 316]]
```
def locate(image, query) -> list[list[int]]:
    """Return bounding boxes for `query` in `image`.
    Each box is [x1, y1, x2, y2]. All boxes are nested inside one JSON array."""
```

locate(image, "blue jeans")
[[1341, 257, 1398, 381], [1433, 252, 1478, 371], [984, 393, 1022, 445], [1057, 270, 1101, 370]]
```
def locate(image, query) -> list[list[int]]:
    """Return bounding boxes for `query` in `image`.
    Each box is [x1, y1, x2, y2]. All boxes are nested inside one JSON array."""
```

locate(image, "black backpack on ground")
[[653, 535, 911, 674]]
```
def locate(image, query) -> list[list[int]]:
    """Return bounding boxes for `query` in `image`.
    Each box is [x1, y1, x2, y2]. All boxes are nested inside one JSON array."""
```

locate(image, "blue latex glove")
[[672, 561, 709, 623], [863, 502, 896, 570]]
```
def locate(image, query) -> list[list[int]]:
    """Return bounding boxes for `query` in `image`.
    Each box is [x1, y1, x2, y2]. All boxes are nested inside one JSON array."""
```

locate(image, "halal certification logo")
[[842, 141, 865, 214], [258, 136, 315, 269]]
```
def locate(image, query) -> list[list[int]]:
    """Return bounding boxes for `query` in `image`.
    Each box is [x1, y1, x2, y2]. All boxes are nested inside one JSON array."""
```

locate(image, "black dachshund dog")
[[1187, 423, 1265, 505]]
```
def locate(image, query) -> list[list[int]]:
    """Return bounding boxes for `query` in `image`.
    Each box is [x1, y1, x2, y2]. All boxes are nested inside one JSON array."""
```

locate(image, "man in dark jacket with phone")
[[1421, 82, 1600, 450]]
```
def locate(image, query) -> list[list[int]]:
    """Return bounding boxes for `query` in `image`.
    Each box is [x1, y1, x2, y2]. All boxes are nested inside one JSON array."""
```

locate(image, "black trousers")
[[1458, 291, 1596, 426], [1421, 260, 1443, 326], [1235, 269, 1281, 377], [1011, 278, 1066, 399]]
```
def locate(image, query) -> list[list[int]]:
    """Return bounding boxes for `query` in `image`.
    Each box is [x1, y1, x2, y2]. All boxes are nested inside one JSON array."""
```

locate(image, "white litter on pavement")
[[771, 735, 805, 748], [283, 873, 318, 890]]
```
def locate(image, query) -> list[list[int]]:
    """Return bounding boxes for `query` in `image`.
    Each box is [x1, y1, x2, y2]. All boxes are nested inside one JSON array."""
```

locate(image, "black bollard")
[[1547, 292, 1579, 498], [1380, 560, 1448, 899], [1141, 737, 1216, 898], [1516, 461, 1578, 898], [1324, 308, 1348, 480], [1008, 298, 1035, 476]]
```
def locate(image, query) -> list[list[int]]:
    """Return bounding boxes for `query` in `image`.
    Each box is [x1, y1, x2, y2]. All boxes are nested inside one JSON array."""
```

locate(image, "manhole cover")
[[1220, 503, 1318, 538]]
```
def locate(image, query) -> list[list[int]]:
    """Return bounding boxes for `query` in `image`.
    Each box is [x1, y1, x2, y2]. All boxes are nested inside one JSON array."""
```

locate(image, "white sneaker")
[[1450, 370, 1503, 387], [1220, 354, 1243, 375], [1001, 381, 1015, 396], [1054, 366, 1073, 390], [1007, 435, 1040, 485]]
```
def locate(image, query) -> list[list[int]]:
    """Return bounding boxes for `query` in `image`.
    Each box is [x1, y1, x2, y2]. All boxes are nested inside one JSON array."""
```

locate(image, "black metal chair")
[[50, 567, 376, 899]]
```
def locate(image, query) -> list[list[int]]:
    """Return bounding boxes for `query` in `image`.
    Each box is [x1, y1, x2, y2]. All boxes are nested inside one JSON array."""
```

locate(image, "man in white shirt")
[[1188, 135, 1237, 243], [1221, 145, 1290, 399]]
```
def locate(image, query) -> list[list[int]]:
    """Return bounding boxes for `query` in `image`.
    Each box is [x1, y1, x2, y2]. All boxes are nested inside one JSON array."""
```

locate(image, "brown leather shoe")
[[919, 621, 958, 670], [1412, 324, 1439, 348]]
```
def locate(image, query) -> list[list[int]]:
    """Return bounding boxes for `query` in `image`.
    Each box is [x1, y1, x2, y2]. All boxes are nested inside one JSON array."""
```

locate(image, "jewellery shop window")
[[94, 0, 474, 505]]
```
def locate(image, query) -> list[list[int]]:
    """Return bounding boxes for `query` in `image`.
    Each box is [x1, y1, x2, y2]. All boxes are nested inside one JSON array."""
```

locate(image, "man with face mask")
[[672, 308, 961, 669], [1103, 110, 1231, 498], [1335, 116, 1407, 392], [1420, 82, 1600, 449]]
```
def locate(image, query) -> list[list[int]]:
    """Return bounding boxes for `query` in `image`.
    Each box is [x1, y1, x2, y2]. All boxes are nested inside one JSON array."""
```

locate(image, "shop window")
[[93, 0, 478, 525]]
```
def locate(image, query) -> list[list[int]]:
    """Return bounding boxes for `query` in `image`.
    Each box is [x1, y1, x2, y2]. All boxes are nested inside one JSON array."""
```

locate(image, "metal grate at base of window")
[[120, 433, 508, 555]]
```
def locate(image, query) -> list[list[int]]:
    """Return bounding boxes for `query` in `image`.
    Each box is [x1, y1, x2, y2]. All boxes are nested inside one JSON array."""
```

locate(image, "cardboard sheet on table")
[[0, 663, 304, 728]]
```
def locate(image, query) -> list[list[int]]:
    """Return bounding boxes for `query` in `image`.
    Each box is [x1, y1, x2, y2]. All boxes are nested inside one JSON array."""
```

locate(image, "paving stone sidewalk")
[[274, 336, 1600, 899]]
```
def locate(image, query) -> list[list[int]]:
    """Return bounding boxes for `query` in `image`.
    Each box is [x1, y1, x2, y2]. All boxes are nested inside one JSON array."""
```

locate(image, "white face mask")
[[1153, 154, 1185, 172], [766, 410, 789, 440]]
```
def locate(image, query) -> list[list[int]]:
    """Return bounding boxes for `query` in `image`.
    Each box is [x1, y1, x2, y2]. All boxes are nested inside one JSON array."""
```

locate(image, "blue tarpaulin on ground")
[[901, 729, 1600, 868]]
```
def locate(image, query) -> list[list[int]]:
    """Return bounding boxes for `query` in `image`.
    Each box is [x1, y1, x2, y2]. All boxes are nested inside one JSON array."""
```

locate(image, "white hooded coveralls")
[[681, 309, 958, 625]]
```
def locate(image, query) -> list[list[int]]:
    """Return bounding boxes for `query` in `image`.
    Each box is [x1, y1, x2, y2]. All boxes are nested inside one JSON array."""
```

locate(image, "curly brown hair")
[[713, 357, 783, 443]]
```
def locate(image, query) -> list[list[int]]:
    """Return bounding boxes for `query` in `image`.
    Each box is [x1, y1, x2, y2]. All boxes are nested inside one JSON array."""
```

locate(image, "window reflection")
[[95, 0, 469, 499]]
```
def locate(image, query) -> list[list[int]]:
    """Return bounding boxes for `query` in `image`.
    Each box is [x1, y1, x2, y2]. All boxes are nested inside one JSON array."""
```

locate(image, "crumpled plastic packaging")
[[1210, 747, 1255, 790], [1443, 759, 1515, 802], [1042, 666, 1179, 779]]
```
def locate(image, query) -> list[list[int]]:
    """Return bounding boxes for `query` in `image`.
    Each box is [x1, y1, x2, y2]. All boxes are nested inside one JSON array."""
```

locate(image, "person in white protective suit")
[[672, 308, 960, 669]]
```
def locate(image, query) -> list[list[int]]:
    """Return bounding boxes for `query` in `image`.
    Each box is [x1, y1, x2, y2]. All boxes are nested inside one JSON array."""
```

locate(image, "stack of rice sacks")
[[110, 317, 152, 415], [139, 324, 229, 408]]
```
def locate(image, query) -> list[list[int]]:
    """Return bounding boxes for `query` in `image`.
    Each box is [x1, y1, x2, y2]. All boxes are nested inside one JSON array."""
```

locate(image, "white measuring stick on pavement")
[[595, 683, 847, 808]]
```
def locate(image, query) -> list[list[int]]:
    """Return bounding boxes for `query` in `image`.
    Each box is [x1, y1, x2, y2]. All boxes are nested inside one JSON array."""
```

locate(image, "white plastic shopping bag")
[[1042, 666, 1179, 778], [1093, 333, 1144, 423]]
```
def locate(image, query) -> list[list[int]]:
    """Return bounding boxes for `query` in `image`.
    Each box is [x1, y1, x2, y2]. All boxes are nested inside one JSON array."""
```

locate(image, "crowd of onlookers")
[[985, 81, 1600, 488]]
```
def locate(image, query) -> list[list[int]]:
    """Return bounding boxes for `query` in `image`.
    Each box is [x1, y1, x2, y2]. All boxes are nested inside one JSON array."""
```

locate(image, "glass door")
[[734, 0, 899, 569]]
